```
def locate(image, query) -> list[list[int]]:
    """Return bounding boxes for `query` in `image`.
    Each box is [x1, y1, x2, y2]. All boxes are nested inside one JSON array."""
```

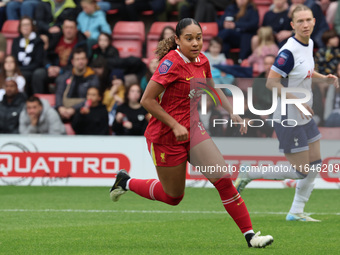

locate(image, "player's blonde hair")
[[257, 26, 275, 46], [155, 18, 202, 61], [291, 4, 313, 21]]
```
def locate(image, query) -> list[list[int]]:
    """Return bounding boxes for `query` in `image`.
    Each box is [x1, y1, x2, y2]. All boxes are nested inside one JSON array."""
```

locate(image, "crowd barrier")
[[0, 135, 339, 189]]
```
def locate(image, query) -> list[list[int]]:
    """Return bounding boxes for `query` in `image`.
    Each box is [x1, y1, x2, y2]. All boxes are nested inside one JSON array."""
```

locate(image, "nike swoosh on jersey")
[[186, 77, 194, 81]]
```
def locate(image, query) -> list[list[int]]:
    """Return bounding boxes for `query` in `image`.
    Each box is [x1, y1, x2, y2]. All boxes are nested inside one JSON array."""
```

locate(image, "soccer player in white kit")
[[235, 4, 338, 221]]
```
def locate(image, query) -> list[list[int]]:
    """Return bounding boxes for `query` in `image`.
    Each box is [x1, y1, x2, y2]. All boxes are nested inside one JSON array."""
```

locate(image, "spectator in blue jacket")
[[217, 0, 259, 63], [77, 0, 111, 49]]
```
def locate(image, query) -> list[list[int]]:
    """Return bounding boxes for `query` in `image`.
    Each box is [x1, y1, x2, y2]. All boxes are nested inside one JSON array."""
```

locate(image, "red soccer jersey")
[[144, 49, 212, 145]]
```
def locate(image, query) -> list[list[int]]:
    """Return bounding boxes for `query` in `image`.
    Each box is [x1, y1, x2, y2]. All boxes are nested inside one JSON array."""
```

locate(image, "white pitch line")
[[0, 209, 339, 215]]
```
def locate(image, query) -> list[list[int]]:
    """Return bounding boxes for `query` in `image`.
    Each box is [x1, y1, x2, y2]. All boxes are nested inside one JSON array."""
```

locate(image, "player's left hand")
[[325, 74, 339, 88], [230, 114, 247, 135]]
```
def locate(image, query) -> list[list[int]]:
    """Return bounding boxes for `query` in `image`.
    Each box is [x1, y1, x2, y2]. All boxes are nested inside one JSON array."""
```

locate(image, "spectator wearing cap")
[[0, 78, 26, 133], [19, 96, 66, 134]]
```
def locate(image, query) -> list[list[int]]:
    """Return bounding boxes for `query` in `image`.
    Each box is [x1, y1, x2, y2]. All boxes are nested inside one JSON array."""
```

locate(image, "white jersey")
[[271, 37, 314, 126]]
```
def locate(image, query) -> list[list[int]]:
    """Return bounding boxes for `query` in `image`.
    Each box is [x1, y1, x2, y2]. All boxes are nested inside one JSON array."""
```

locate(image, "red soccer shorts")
[[147, 121, 211, 167]]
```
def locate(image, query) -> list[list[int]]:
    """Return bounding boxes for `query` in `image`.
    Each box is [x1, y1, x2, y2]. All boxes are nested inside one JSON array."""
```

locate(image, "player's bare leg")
[[110, 161, 187, 205], [287, 140, 321, 222]]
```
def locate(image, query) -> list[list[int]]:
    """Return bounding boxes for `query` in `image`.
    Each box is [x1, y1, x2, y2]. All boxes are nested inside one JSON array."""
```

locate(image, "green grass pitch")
[[0, 186, 339, 254]]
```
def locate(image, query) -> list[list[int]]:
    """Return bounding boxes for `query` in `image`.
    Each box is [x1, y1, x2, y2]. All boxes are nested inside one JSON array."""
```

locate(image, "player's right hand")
[[172, 123, 189, 141]]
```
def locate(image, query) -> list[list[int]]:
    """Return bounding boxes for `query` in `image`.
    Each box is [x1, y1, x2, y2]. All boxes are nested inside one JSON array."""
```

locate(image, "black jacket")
[[34, 0, 81, 35], [0, 93, 26, 134], [71, 103, 109, 135]]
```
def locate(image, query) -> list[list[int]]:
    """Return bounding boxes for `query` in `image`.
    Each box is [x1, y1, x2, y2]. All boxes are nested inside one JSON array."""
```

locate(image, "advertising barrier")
[[0, 135, 339, 188]]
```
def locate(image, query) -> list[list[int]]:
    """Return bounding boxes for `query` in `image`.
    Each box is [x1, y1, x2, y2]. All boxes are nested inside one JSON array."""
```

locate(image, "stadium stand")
[[112, 21, 145, 58], [64, 123, 75, 135], [147, 22, 176, 58], [318, 127, 340, 139], [1, 20, 19, 55], [34, 94, 56, 107]]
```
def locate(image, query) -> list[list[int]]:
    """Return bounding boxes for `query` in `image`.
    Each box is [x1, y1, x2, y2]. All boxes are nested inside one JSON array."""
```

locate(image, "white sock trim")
[[243, 230, 255, 236], [126, 179, 131, 190]]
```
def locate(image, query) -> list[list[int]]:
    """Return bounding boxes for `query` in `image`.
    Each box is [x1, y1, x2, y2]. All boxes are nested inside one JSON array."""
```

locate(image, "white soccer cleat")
[[234, 171, 252, 194], [109, 169, 130, 202], [110, 186, 126, 202], [249, 231, 274, 248], [286, 212, 321, 222]]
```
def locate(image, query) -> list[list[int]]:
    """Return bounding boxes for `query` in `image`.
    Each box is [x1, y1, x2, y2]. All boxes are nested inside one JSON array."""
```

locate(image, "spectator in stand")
[[158, 0, 189, 21], [19, 96, 66, 134], [34, 0, 79, 35], [0, 55, 26, 101], [252, 54, 275, 112], [110, 0, 166, 21], [72, 86, 109, 135], [140, 56, 158, 92], [247, 27, 279, 74], [6, 0, 39, 20], [203, 36, 234, 89], [334, 2, 340, 35], [90, 31, 147, 83], [112, 83, 149, 135], [159, 26, 175, 41], [90, 32, 119, 65], [250, 54, 275, 137], [0, 1, 7, 30], [55, 47, 99, 121], [96, 0, 111, 11], [195, 0, 232, 22], [324, 63, 340, 127], [319, 0, 338, 26], [103, 69, 125, 126], [259, 0, 291, 48], [218, 0, 259, 63], [91, 56, 112, 93], [11, 16, 44, 95], [31, 18, 87, 94], [0, 78, 26, 133], [0, 33, 6, 65], [289, 0, 329, 48], [77, 0, 111, 49], [315, 29, 340, 76]]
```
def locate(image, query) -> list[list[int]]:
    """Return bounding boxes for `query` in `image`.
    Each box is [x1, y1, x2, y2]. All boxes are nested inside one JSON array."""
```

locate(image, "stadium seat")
[[112, 21, 145, 42], [318, 127, 340, 140], [200, 22, 219, 52], [112, 21, 145, 58], [106, 9, 118, 15], [34, 93, 56, 107], [64, 123, 75, 135], [1, 20, 19, 55], [113, 40, 143, 58], [257, 4, 270, 26], [147, 22, 177, 58]]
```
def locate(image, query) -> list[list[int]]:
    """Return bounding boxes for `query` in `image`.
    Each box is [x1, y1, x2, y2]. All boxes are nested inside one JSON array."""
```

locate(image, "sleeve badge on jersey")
[[159, 59, 173, 74], [277, 52, 288, 66]]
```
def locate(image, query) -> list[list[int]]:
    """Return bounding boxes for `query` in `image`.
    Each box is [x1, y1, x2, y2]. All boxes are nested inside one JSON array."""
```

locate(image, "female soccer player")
[[235, 4, 338, 222], [109, 18, 273, 248]]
